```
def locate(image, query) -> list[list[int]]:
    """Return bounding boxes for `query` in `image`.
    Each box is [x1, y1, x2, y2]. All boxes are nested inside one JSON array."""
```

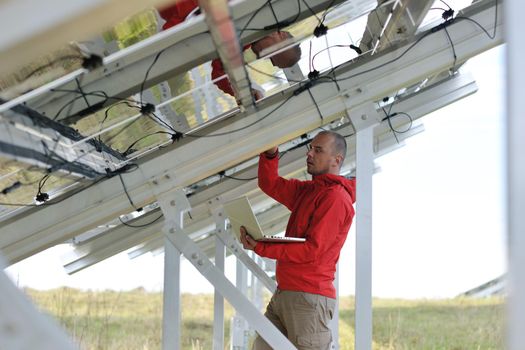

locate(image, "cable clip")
[[35, 192, 49, 203], [82, 54, 103, 71], [313, 24, 328, 37], [171, 132, 184, 142], [442, 9, 454, 20], [307, 70, 320, 80], [140, 103, 156, 115]]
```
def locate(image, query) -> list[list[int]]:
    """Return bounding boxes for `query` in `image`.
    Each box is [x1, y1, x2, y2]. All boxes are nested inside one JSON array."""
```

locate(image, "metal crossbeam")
[[200, 0, 254, 107], [3, 69, 479, 265]]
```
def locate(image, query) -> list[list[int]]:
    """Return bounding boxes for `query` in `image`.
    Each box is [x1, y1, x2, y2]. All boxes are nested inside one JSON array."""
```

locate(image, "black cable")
[[311, 44, 362, 72], [307, 88, 323, 122], [267, 1, 281, 30], [51, 88, 136, 104], [224, 174, 257, 181], [122, 131, 173, 156], [187, 93, 295, 138], [240, 0, 302, 32], [52, 89, 111, 121], [0, 173, 106, 207], [148, 112, 177, 133], [247, 63, 302, 83], [443, 25, 457, 70], [139, 50, 165, 106], [381, 107, 413, 143], [301, 0, 321, 24], [238, 0, 272, 36], [98, 101, 141, 144], [35, 173, 51, 203], [23, 55, 82, 80], [320, 0, 337, 24], [118, 213, 164, 228], [455, 9, 497, 40], [118, 173, 141, 211], [439, 0, 452, 10], [75, 77, 91, 109], [328, 29, 435, 82]]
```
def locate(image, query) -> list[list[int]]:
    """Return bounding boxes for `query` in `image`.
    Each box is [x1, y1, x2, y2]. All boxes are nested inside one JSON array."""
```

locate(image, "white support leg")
[[162, 237, 181, 350], [162, 222, 296, 349], [211, 204, 226, 350], [330, 263, 340, 350], [157, 190, 191, 350], [156, 191, 295, 349], [251, 255, 264, 311], [0, 256, 75, 350], [505, 0, 525, 349], [231, 259, 250, 350], [355, 125, 374, 350]]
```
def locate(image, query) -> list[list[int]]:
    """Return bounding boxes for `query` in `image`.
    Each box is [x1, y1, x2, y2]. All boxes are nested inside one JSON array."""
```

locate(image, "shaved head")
[[318, 131, 347, 165]]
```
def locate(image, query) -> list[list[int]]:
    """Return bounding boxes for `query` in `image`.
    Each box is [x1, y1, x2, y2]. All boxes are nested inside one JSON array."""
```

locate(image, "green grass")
[[25, 288, 504, 350]]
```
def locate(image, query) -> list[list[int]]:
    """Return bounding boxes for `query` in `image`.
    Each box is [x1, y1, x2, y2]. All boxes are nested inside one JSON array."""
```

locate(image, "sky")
[[3, 43, 506, 300]]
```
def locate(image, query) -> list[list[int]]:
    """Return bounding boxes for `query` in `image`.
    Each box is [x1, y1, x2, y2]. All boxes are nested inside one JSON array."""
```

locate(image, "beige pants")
[[253, 290, 336, 350]]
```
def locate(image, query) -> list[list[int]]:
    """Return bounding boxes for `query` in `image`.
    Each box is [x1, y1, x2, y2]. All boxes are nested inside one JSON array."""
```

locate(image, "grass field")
[[25, 288, 504, 350]]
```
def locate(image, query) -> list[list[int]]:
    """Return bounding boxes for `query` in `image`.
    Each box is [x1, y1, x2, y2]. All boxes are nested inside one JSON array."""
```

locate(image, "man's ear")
[[334, 154, 344, 168]]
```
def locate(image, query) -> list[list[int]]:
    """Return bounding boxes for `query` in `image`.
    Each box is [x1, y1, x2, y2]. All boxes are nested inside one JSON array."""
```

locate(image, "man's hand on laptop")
[[240, 226, 258, 250]]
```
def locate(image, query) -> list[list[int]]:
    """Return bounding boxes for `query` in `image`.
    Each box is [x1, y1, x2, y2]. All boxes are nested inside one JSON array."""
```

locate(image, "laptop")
[[223, 196, 306, 243]]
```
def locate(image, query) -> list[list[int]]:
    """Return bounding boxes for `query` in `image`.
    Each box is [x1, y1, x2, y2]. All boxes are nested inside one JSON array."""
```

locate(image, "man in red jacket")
[[240, 131, 356, 350], [159, 0, 302, 97]]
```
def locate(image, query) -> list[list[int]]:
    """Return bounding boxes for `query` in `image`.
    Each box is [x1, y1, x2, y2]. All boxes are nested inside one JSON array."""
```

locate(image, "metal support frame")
[[355, 125, 375, 350], [200, 0, 254, 107], [157, 189, 190, 350], [210, 199, 226, 350], [158, 189, 296, 349], [2, 0, 498, 260], [330, 264, 340, 350], [505, 0, 525, 349], [56, 72, 475, 276]]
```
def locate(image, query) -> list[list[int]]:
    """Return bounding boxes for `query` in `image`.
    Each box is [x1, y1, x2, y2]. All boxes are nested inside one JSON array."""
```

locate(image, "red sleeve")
[[159, 0, 199, 30], [254, 189, 350, 263], [210, 44, 252, 97], [211, 59, 235, 96], [258, 151, 302, 211]]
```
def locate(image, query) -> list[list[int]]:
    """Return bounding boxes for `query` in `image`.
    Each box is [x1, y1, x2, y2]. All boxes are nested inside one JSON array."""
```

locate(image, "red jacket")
[[254, 152, 356, 298], [159, 0, 240, 97]]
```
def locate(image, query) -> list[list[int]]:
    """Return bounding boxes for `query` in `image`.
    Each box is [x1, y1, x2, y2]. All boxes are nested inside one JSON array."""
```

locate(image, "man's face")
[[306, 134, 340, 176], [251, 32, 299, 68]]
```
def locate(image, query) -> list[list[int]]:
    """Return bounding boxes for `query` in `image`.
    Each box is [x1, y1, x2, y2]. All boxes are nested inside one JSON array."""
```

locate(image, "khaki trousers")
[[253, 290, 336, 350]]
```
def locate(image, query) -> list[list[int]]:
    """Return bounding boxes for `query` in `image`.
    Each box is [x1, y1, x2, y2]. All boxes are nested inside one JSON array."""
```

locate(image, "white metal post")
[[231, 257, 249, 350], [505, 0, 525, 349], [162, 222, 296, 349], [330, 263, 340, 350], [154, 188, 295, 349], [0, 256, 76, 350], [157, 190, 191, 350], [355, 125, 374, 350], [162, 237, 181, 350], [211, 202, 226, 350]]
